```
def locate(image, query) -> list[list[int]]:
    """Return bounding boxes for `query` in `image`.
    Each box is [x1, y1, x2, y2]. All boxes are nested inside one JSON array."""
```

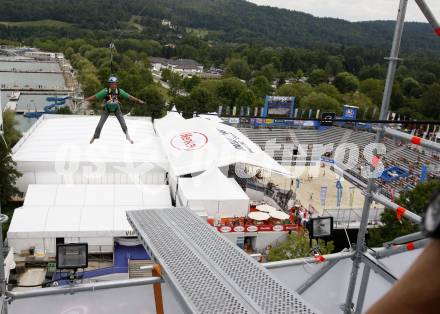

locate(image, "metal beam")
[[263, 251, 355, 269], [296, 260, 338, 295], [354, 266, 371, 314], [384, 231, 425, 246], [384, 127, 440, 153], [362, 252, 397, 285], [6, 277, 163, 301], [343, 1, 409, 312], [372, 193, 422, 224], [415, 0, 440, 34], [373, 238, 429, 259]]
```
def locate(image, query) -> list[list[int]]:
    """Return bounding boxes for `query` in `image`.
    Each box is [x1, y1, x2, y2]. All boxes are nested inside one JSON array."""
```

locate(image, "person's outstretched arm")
[[85, 89, 107, 102], [367, 239, 440, 314], [119, 88, 145, 104]]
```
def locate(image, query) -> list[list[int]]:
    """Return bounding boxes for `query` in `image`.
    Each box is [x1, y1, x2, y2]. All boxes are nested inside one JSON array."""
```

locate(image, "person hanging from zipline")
[[85, 76, 145, 144]]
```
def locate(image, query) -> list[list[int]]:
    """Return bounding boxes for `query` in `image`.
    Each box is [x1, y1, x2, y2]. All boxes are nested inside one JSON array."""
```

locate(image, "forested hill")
[[0, 0, 439, 53]]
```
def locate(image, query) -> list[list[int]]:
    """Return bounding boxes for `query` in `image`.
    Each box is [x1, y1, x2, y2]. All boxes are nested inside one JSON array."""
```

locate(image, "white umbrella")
[[248, 211, 270, 221], [269, 211, 290, 220], [256, 204, 277, 213]]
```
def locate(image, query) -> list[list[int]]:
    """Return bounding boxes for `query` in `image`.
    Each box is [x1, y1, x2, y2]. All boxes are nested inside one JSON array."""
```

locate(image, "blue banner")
[[343, 105, 358, 120], [320, 186, 328, 207], [420, 165, 429, 182]]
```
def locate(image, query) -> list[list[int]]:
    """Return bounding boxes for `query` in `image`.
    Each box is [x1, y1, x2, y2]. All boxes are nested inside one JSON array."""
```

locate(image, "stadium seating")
[[238, 126, 440, 196]]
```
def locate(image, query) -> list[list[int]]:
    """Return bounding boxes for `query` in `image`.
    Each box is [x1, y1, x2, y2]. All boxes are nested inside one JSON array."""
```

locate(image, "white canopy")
[[256, 204, 277, 213], [8, 184, 172, 253], [269, 211, 290, 220], [177, 168, 250, 218], [154, 113, 290, 176], [12, 115, 168, 191], [248, 211, 270, 221]]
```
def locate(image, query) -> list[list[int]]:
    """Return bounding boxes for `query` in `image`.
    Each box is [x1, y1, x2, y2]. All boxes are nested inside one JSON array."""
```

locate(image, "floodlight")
[[56, 243, 88, 270], [309, 217, 333, 239]]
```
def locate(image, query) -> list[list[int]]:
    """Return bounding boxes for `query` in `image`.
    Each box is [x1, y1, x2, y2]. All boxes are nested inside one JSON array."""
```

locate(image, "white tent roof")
[[154, 113, 290, 176], [12, 115, 167, 166], [8, 184, 172, 238], [178, 168, 249, 201]]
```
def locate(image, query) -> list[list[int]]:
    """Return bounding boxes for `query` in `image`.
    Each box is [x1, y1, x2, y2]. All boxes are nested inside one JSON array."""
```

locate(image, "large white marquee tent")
[[7, 184, 172, 255], [12, 115, 168, 192]]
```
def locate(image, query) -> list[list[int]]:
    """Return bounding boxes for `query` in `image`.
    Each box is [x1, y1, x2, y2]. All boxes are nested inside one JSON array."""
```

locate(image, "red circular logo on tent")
[[170, 132, 208, 151]]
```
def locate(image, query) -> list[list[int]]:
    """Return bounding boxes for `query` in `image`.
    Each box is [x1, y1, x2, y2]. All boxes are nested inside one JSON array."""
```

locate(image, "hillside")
[[0, 0, 439, 53]]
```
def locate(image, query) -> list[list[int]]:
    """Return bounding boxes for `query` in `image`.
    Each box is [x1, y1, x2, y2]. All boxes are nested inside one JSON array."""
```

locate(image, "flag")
[[232, 106, 237, 116], [336, 188, 342, 207], [296, 178, 301, 189], [320, 186, 327, 207], [420, 165, 429, 182], [315, 109, 320, 119], [246, 106, 251, 116], [254, 106, 259, 117], [218, 105, 223, 115], [308, 109, 313, 118], [363, 107, 369, 119], [336, 180, 343, 207], [349, 187, 355, 208], [240, 106, 244, 116], [294, 108, 299, 118]]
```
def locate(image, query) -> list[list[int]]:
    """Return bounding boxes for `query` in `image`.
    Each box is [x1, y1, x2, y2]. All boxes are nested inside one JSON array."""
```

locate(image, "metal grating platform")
[[127, 207, 319, 314]]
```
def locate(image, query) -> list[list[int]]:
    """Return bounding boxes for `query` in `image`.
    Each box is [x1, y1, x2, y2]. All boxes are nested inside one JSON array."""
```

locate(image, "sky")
[[248, 0, 440, 22]]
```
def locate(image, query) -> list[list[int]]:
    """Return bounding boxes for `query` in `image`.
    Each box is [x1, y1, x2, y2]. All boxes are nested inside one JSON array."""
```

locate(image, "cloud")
[[248, 0, 440, 22]]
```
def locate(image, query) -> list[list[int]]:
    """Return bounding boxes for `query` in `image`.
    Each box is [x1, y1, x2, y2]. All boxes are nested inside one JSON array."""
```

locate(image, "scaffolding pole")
[[373, 238, 429, 259], [383, 127, 440, 152], [415, 0, 440, 34], [6, 277, 163, 301], [372, 193, 422, 224], [343, 1, 409, 312], [262, 250, 355, 269]]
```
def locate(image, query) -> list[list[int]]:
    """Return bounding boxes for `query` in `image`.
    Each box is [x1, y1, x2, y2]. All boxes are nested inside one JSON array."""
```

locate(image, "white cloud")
[[247, 0, 440, 23]]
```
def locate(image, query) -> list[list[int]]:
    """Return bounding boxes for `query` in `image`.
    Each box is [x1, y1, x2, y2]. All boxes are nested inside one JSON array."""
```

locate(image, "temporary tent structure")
[[12, 115, 168, 192], [7, 184, 172, 254], [154, 113, 290, 177], [176, 168, 250, 218]]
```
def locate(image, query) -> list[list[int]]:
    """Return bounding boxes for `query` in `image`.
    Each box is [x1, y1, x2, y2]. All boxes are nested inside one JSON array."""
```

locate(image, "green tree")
[[315, 83, 342, 101], [225, 58, 251, 81], [259, 63, 276, 82], [308, 68, 328, 86], [133, 86, 166, 119], [420, 83, 440, 120], [368, 180, 440, 247], [276, 83, 313, 106], [190, 86, 215, 113], [302, 92, 341, 113], [216, 78, 246, 108], [360, 79, 384, 106], [334, 72, 360, 93], [402, 77, 422, 98], [172, 95, 194, 118], [236, 89, 257, 109], [182, 75, 201, 93], [0, 110, 22, 207], [250, 75, 272, 99], [268, 231, 335, 262]]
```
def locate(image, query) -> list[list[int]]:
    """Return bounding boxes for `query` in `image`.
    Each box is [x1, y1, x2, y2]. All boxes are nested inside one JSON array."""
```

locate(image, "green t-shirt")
[[95, 88, 130, 112]]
